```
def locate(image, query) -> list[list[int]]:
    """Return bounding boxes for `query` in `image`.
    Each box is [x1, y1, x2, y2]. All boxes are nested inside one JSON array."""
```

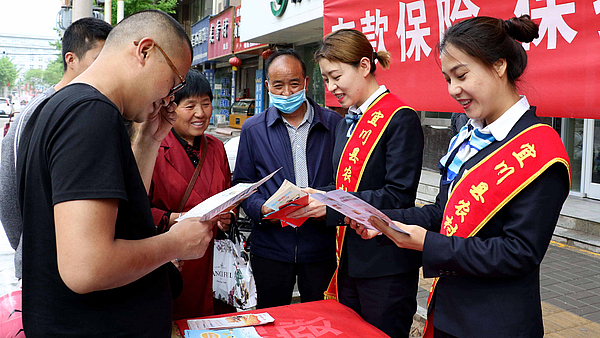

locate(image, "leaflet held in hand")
[[311, 190, 410, 235], [263, 180, 309, 227], [177, 168, 281, 222]]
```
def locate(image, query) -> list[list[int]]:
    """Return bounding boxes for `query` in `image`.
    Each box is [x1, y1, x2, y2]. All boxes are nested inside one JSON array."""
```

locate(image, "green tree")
[[23, 69, 45, 89], [44, 56, 64, 85], [43, 29, 64, 85], [110, 0, 178, 26], [50, 28, 62, 51], [0, 57, 18, 89]]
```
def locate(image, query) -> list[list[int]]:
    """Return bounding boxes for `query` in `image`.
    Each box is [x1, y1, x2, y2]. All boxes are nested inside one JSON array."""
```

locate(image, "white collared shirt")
[[470, 96, 530, 142], [282, 100, 313, 187], [446, 96, 530, 194], [347, 85, 388, 137]]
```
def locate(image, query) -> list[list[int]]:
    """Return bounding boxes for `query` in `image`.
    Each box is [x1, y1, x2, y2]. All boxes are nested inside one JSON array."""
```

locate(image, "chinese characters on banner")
[[323, 0, 600, 119], [208, 6, 234, 60], [191, 16, 210, 66]]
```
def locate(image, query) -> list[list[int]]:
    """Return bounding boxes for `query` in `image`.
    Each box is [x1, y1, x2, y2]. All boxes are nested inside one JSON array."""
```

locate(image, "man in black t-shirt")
[[17, 10, 228, 337]]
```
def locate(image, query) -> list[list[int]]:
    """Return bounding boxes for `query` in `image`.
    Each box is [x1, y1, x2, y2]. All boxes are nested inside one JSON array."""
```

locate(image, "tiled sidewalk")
[[411, 241, 600, 337]]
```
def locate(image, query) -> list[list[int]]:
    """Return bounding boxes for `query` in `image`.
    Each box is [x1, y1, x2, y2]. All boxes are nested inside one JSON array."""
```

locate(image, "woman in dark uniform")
[[291, 29, 424, 338], [351, 15, 570, 338]]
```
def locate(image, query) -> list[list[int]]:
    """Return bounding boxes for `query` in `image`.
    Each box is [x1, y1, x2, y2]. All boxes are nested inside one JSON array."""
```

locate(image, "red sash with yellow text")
[[324, 92, 415, 300], [422, 124, 570, 337]]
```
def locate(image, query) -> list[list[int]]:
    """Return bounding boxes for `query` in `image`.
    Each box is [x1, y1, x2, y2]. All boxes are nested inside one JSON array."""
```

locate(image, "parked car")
[[0, 97, 12, 117]]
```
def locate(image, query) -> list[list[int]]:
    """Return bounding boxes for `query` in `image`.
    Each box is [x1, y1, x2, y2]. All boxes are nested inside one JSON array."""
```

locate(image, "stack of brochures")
[[263, 180, 309, 227], [185, 327, 262, 338], [185, 313, 275, 338]]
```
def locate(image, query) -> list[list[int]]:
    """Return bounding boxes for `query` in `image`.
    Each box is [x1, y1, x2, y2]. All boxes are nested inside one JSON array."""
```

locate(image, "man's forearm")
[[54, 199, 213, 294]]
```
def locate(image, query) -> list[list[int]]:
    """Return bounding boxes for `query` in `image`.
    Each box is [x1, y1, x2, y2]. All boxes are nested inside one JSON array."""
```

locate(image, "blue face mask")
[[269, 88, 306, 114]]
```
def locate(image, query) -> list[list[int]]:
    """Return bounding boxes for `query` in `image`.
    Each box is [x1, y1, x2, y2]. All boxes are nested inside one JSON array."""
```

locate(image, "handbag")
[[213, 222, 257, 310]]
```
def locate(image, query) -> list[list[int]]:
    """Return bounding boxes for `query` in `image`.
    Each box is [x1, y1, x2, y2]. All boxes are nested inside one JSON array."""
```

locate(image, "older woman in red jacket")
[[149, 69, 233, 320]]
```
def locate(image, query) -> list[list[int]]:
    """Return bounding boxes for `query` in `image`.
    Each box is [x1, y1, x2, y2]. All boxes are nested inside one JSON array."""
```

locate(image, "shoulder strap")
[[176, 134, 208, 212]]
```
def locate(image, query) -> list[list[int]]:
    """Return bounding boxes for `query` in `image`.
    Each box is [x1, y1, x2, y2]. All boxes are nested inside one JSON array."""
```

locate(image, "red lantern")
[[229, 56, 242, 68], [262, 49, 275, 60]]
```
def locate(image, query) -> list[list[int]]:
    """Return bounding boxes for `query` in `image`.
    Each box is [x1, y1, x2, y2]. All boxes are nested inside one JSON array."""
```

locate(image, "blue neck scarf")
[[438, 123, 496, 185]]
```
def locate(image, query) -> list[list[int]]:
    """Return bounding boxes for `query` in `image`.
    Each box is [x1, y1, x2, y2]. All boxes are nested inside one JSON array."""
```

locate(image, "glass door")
[[585, 119, 600, 200]]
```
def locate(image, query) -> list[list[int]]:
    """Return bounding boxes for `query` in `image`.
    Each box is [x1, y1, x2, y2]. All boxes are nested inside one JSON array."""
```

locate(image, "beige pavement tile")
[[581, 322, 600, 335], [544, 315, 570, 334], [542, 301, 565, 316], [550, 310, 590, 328], [554, 327, 600, 338], [544, 332, 570, 338]]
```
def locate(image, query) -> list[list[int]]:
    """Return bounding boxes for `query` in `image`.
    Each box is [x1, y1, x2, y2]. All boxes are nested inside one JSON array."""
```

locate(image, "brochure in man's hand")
[[262, 180, 309, 227], [176, 168, 281, 222], [311, 190, 411, 235]]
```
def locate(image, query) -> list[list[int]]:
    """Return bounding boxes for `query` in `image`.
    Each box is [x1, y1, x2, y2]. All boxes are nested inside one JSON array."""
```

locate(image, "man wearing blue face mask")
[[233, 49, 342, 308]]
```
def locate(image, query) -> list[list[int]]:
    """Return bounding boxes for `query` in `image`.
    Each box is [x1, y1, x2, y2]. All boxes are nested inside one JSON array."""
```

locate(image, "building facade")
[[177, 0, 271, 126], [0, 33, 59, 79]]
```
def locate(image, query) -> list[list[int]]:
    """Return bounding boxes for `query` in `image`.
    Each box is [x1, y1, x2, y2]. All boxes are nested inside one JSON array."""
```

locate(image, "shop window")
[[559, 118, 583, 192], [421, 111, 452, 128]]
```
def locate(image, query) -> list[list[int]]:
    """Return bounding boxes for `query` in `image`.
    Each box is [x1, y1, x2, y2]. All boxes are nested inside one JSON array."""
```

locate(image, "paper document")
[[177, 168, 281, 222], [187, 313, 275, 330], [311, 190, 410, 235], [263, 180, 309, 227], [263, 179, 307, 211], [185, 327, 263, 338]]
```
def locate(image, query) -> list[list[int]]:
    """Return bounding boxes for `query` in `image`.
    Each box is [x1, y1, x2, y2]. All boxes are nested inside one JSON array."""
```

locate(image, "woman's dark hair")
[[439, 15, 539, 87], [173, 69, 213, 105], [314, 29, 390, 74]]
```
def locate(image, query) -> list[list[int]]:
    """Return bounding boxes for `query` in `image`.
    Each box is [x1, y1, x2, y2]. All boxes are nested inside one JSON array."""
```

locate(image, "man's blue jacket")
[[232, 97, 342, 263]]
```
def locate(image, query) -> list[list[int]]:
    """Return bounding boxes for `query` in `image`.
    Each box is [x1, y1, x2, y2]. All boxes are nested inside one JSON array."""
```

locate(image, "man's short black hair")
[[62, 17, 113, 71], [108, 9, 193, 65], [173, 69, 213, 105], [265, 49, 307, 80]]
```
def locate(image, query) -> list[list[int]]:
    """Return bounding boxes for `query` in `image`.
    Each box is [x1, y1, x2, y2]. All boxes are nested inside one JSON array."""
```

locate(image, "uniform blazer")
[[326, 92, 425, 278], [149, 131, 231, 320], [384, 108, 570, 337], [232, 97, 342, 264]]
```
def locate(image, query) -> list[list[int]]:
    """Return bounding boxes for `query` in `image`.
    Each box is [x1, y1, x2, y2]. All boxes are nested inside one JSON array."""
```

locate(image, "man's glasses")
[[134, 40, 186, 97]]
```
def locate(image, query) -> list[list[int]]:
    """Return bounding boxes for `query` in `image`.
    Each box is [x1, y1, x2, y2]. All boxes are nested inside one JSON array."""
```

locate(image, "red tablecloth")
[[175, 300, 390, 337]]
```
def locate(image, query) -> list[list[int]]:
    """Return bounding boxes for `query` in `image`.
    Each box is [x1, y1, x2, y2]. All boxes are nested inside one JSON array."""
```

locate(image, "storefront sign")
[[271, 0, 288, 16], [191, 16, 210, 66], [204, 69, 216, 124], [323, 0, 600, 119], [255, 69, 265, 114], [208, 7, 234, 60], [270, 0, 303, 16], [240, 0, 323, 44], [234, 6, 268, 53]]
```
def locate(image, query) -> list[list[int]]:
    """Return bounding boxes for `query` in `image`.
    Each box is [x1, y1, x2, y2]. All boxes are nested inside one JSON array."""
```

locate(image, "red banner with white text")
[[323, 0, 600, 119]]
